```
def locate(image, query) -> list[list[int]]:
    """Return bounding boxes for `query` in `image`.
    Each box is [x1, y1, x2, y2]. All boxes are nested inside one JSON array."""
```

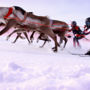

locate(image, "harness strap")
[[75, 34, 85, 37], [4, 7, 27, 23], [4, 7, 13, 19], [12, 12, 27, 22], [50, 19, 53, 28], [20, 12, 27, 22]]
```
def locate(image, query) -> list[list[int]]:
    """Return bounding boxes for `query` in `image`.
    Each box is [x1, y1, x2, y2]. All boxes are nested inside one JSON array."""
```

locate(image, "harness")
[[13, 12, 27, 22], [4, 7, 27, 22], [4, 7, 13, 19]]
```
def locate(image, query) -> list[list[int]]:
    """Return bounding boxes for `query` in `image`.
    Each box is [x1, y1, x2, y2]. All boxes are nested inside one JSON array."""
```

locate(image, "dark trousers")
[[73, 36, 83, 47]]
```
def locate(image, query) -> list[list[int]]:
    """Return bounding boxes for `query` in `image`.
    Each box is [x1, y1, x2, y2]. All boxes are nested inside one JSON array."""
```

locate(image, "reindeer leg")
[[7, 30, 18, 40], [63, 37, 67, 48], [59, 37, 63, 47], [37, 33, 49, 48], [37, 33, 43, 43], [58, 34, 68, 49], [19, 35, 25, 39], [39, 33, 47, 48], [0, 19, 18, 35], [40, 27, 58, 52], [12, 33, 21, 43], [40, 40, 47, 48], [23, 32, 30, 43], [40, 38, 51, 48], [7, 29, 23, 40], [30, 31, 35, 43]]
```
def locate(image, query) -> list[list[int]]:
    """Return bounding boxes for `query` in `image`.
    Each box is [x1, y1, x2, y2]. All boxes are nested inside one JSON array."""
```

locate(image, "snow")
[[0, 29, 90, 90], [0, 0, 90, 89]]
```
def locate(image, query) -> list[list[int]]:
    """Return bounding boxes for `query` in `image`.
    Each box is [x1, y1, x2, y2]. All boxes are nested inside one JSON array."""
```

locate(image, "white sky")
[[0, 0, 90, 26]]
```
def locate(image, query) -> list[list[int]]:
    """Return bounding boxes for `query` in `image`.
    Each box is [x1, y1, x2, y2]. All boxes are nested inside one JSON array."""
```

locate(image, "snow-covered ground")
[[0, 0, 90, 89], [0, 28, 90, 90]]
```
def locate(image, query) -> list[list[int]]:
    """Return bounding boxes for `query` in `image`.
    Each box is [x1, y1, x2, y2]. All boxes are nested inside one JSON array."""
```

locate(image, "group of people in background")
[[70, 17, 90, 48]]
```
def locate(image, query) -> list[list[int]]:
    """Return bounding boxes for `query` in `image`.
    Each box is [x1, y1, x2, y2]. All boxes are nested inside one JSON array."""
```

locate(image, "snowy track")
[[0, 34, 90, 90]]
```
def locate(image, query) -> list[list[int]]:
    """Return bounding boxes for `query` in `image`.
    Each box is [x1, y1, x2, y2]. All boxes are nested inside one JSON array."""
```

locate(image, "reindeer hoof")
[[6, 38, 8, 41], [53, 49, 57, 52], [52, 47, 57, 52], [58, 43, 60, 47], [48, 40, 51, 42], [52, 47, 55, 50], [6, 37, 9, 41], [39, 46, 43, 48], [12, 41, 16, 43]]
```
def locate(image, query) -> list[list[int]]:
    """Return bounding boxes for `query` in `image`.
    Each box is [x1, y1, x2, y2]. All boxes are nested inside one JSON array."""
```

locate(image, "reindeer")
[[0, 6, 27, 26], [6, 19, 69, 49], [30, 20, 69, 48], [0, 12, 59, 52]]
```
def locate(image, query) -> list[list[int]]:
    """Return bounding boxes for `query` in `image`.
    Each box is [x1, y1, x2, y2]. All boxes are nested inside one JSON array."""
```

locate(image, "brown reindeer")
[[7, 19, 69, 48], [30, 20, 69, 48], [0, 6, 27, 26], [0, 12, 59, 52]]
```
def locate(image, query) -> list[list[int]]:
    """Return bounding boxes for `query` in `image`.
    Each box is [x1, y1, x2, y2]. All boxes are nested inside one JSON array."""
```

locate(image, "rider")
[[84, 17, 90, 31], [70, 21, 84, 47]]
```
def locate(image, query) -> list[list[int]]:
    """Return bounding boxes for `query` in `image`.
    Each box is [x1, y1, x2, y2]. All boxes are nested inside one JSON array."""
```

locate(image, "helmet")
[[85, 17, 90, 27], [86, 17, 90, 22], [71, 21, 77, 26]]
